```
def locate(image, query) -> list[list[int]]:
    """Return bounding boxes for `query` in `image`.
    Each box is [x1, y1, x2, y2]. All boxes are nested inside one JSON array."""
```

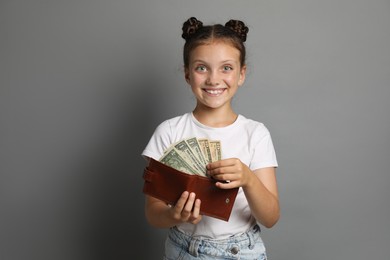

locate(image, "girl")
[[142, 17, 279, 259]]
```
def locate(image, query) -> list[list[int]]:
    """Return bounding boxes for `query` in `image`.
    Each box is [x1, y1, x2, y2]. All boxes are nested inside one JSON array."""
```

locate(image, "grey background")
[[1, 0, 389, 259]]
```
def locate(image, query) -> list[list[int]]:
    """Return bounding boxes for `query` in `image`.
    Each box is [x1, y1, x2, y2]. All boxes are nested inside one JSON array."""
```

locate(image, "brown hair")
[[182, 17, 249, 68]]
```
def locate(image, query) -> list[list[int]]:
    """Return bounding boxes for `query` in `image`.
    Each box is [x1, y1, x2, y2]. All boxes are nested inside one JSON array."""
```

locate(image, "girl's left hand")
[[206, 158, 253, 189]]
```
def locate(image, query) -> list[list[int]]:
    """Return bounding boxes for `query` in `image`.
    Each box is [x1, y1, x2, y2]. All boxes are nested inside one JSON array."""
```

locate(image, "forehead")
[[189, 41, 241, 62]]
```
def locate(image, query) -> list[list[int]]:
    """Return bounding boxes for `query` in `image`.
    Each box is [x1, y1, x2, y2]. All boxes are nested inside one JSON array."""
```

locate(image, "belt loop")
[[246, 225, 258, 250], [188, 237, 201, 257]]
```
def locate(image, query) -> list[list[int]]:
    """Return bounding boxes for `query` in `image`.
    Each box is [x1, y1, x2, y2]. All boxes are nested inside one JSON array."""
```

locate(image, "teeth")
[[205, 89, 224, 94]]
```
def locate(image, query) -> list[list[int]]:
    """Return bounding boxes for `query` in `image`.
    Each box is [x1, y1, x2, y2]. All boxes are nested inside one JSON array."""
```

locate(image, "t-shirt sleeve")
[[249, 124, 278, 170], [141, 120, 173, 161]]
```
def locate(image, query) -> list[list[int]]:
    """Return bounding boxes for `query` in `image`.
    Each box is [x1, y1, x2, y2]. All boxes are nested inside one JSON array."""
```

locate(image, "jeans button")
[[230, 245, 239, 255]]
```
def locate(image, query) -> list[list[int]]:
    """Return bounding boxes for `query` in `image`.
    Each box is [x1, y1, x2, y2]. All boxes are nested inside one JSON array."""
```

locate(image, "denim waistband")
[[168, 225, 261, 257]]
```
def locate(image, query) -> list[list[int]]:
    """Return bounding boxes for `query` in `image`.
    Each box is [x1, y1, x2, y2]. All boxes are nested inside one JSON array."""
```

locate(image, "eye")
[[223, 65, 233, 71], [195, 65, 207, 72]]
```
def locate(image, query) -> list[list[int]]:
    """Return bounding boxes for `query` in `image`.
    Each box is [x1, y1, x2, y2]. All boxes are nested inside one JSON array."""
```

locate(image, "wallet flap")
[[142, 158, 239, 221], [143, 168, 155, 182]]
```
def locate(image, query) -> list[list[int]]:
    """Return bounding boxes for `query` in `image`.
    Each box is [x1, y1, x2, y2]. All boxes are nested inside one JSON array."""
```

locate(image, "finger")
[[212, 174, 236, 186], [173, 191, 189, 213], [207, 158, 239, 170], [207, 159, 230, 170], [190, 199, 202, 224], [192, 198, 201, 217], [215, 180, 239, 189], [182, 192, 196, 216], [208, 165, 237, 177], [191, 215, 202, 224]]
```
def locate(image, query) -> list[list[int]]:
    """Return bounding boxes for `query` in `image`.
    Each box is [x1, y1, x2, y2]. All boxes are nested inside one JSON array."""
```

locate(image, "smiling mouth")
[[203, 88, 226, 95]]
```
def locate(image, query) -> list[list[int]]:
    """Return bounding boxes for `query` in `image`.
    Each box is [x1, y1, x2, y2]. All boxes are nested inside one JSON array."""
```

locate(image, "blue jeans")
[[163, 225, 267, 259]]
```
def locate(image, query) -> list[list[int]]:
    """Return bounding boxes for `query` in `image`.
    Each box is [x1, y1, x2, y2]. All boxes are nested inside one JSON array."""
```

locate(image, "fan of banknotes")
[[159, 137, 221, 177]]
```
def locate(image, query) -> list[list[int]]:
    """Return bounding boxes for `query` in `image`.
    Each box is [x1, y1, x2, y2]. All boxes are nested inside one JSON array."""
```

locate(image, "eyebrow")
[[191, 59, 237, 64]]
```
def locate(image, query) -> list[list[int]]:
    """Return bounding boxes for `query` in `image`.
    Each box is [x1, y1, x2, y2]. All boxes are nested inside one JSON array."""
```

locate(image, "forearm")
[[243, 171, 280, 228]]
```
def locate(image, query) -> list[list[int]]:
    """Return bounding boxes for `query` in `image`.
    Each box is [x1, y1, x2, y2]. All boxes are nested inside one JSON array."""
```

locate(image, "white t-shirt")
[[142, 113, 278, 239]]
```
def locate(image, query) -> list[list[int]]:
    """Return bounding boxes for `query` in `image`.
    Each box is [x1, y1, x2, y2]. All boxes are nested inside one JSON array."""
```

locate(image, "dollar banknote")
[[159, 147, 197, 175], [185, 137, 208, 167], [174, 140, 206, 175], [160, 137, 221, 177], [209, 140, 221, 162], [198, 138, 213, 164]]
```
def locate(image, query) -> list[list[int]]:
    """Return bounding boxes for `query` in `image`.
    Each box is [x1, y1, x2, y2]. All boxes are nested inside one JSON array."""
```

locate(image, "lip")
[[203, 88, 226, 96]]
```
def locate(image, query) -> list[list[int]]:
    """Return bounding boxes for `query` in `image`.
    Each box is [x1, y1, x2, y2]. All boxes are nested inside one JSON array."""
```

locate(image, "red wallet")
[[142, 158, 239, 221]]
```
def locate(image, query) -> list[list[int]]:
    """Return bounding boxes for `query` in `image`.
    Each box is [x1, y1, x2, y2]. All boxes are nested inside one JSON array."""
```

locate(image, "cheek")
[[190, 74, 205, 85], [224, 74, 238, 84]]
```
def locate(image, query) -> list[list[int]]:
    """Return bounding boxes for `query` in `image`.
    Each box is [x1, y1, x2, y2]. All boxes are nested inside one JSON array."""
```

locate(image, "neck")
[[192, 106, 238, 127]]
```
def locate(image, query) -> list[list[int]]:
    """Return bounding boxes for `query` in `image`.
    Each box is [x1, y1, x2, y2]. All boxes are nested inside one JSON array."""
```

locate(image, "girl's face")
[[185, 41, 246, 112]]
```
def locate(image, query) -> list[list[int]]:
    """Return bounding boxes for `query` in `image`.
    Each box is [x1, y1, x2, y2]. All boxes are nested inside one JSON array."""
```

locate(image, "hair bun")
[[182, 17, 203, 41], [225, 19, 249, 42]]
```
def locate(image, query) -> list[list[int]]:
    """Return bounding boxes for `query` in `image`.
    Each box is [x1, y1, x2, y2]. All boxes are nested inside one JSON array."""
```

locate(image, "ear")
[[238, 65, 247, 86], [184, 67, 190, 84]]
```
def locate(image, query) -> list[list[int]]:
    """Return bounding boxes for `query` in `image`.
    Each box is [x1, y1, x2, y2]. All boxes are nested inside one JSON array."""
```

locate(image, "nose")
[[206, 71, 220, 86]]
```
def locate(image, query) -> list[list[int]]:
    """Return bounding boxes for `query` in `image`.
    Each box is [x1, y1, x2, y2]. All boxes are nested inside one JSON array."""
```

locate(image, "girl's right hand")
[[170, 191, 202, 224]]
